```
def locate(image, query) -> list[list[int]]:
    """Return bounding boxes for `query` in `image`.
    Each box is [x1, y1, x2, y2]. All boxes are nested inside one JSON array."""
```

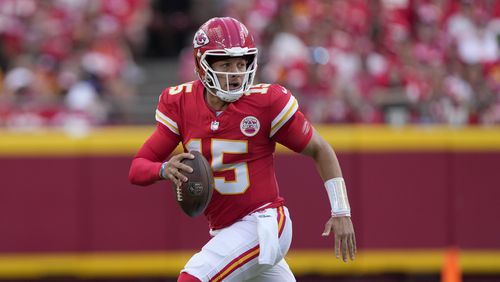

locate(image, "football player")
[[129, 17, 356, 282]]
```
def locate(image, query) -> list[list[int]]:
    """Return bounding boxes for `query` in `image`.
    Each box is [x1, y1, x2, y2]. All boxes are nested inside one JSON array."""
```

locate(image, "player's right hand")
[[161, 153, 194, 187]]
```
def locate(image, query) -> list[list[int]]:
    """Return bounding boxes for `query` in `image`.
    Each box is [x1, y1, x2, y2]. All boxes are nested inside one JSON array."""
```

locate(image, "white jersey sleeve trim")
[[155, 109, 179, 135], [270, 95, 298, 137]]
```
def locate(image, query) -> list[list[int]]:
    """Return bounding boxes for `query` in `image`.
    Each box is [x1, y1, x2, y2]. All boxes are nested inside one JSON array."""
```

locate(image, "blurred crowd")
[[2, 0, 500, 128], [0, 0, 150, 129], [216, 0, 500, 125]]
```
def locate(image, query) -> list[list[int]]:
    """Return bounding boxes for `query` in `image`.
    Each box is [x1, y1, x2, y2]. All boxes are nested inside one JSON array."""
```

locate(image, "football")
[[175, 150, 214, 217]]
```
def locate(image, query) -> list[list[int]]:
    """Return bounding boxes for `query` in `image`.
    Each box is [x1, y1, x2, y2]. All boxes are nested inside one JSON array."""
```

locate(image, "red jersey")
[[151, 80, 312, 229]]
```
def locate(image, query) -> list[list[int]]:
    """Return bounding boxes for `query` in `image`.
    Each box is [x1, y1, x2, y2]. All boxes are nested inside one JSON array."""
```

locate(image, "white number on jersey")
[[186, 139, 249, 195]]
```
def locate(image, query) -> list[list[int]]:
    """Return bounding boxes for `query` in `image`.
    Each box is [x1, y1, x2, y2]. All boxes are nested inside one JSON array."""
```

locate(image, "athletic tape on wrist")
[[325, 177, 351, 217], [159, 162, 168, 179]]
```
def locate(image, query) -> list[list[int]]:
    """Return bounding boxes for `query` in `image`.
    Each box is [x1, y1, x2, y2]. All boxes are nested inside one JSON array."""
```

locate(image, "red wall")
[[1, 151, 499, 253]]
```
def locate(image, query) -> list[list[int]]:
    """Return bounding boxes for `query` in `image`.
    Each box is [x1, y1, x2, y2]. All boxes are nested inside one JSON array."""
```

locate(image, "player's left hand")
[[322, 216, 356, 262]]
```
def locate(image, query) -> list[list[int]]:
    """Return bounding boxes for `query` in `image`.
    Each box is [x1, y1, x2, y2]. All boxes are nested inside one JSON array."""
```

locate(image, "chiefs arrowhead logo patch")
[[193, 29, 209, 48]]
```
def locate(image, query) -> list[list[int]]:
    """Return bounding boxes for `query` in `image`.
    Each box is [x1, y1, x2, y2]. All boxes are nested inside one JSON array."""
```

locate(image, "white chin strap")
[[215, 88, 244, 102], [206, 86, 244, 103]]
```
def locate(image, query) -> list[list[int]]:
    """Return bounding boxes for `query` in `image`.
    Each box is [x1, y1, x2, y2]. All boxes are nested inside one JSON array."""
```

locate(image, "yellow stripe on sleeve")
[[155, 110, 179, 135], [270, 98, 298, 137]]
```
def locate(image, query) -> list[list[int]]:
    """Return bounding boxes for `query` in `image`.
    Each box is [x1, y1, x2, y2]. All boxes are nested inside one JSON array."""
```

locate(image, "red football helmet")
[[193, 17, 258, 102]]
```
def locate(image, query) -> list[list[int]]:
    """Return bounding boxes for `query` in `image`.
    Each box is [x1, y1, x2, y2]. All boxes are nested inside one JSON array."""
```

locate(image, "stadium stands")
[[1, 0, 500, 126]]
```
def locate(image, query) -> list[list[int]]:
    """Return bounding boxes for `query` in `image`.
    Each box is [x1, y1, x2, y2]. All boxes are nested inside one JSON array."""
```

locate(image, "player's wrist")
[[159, 161, 168, 179], [325, 177, 351, 217]]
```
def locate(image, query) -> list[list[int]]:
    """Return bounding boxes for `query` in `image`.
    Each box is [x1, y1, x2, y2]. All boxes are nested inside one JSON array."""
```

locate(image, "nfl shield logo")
[[211, 120, 219, 131]]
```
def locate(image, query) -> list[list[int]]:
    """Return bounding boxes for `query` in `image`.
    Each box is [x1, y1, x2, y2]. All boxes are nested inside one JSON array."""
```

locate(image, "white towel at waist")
[[253, 208, 280, 265]]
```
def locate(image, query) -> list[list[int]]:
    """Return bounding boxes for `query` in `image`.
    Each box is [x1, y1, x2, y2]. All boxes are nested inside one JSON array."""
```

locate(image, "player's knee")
[[178, 272, 201, 282]]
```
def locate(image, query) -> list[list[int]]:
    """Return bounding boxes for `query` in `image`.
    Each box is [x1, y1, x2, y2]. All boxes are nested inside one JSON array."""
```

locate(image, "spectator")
[[0, 0, 149, 128]]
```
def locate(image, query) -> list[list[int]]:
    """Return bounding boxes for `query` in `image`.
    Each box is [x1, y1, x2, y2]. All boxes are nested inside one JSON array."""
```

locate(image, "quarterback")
[[129, 17, 356, 282]]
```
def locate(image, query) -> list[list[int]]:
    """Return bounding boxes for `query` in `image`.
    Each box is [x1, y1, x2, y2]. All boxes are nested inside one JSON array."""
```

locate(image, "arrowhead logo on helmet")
[[193, 30, 209, 48]]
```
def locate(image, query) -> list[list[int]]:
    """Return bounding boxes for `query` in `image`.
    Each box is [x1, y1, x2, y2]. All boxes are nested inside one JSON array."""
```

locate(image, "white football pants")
[[181, 206, 295, 281]]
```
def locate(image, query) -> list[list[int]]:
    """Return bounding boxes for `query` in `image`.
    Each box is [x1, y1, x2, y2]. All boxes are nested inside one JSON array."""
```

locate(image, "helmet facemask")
[[198, 48, 258, 102]]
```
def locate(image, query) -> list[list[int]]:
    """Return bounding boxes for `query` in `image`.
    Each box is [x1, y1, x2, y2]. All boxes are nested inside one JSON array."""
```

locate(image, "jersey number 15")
[[186, 139, 249, 195]]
